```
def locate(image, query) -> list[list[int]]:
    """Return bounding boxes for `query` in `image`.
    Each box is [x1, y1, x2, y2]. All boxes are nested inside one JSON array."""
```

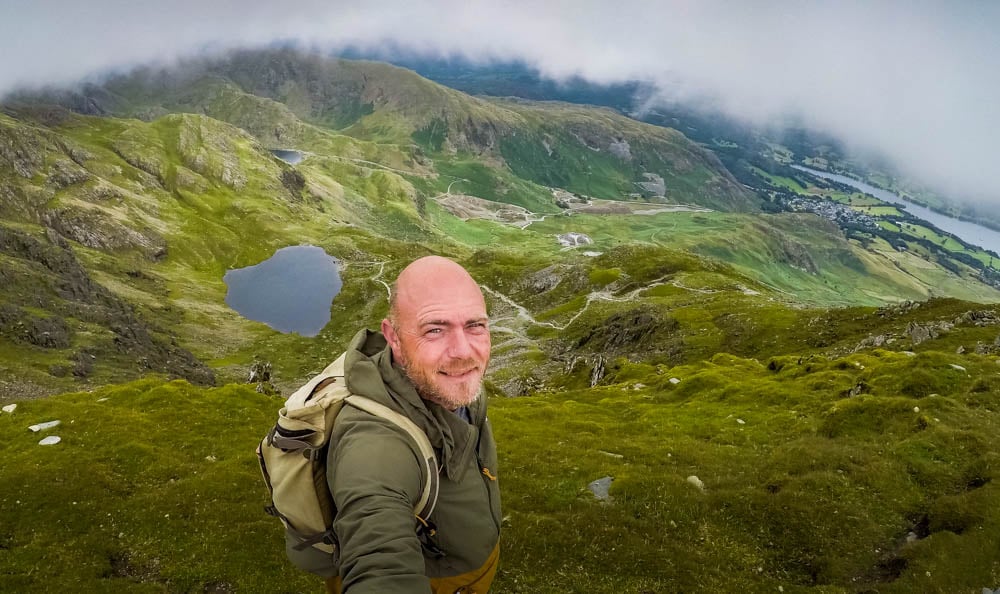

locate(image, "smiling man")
[[325, 256, 501, 593]]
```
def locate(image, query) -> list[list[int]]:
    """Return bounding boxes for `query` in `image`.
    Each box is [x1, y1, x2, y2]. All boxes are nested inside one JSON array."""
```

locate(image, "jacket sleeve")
[[328, 412, 431, 594]]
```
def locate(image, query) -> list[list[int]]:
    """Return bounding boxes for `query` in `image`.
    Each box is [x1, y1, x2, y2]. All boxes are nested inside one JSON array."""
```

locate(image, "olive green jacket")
[[327, 329, 501, 593]]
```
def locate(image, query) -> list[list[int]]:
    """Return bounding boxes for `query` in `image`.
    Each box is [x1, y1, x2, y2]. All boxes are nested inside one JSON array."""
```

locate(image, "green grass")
[[2, 347, 998, 592], [752, 166, 806, 193], [856, 205, 904, 217]]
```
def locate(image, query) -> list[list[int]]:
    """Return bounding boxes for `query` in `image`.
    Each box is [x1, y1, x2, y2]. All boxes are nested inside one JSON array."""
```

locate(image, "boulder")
[[587, 476, 614, 501]]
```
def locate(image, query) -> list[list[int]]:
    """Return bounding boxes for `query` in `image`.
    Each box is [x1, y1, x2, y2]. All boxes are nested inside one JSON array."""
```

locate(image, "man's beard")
[[400, 357, 483, 411]]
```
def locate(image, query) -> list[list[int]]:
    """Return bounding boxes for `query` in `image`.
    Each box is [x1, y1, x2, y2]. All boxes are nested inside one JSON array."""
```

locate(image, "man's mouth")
[[439, 367, 477, 378]]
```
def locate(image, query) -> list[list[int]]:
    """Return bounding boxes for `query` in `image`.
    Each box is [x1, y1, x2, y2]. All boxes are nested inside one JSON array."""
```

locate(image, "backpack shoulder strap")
[[344, 395, 440, 521], [283, 354, 348, 409]]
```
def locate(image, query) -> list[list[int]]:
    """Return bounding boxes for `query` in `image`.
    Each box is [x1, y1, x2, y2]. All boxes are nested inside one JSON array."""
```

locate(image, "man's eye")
[[468, 323, 488, 333], [425, 328, 443, 335]]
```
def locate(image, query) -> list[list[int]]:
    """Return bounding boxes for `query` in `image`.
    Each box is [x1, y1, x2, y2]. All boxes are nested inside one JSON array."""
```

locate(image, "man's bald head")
[[388, 256, 483, 326], [382, 256, 490, 410]]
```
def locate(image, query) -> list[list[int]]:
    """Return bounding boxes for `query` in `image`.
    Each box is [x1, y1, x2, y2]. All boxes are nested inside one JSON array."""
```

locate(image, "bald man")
[[324, 256, 501, 593]]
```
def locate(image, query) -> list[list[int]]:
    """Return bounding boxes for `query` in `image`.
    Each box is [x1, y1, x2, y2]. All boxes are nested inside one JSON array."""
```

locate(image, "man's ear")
[[381, 318, 402, 360]]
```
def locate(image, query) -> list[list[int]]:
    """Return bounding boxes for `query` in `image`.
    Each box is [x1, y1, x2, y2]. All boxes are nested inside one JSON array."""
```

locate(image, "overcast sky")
[[3, 1, 998, 204]]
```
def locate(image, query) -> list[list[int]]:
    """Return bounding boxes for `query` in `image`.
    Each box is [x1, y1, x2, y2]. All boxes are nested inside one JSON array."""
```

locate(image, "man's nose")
[[447, 329, 474, 358]]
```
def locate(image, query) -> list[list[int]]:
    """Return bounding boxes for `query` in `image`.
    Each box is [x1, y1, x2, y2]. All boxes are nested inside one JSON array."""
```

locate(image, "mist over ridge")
[[3, 1, 998, 206]]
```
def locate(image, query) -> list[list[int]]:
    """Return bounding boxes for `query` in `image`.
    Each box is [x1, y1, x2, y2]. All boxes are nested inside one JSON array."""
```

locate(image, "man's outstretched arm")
[[328, 413, 430, 594]]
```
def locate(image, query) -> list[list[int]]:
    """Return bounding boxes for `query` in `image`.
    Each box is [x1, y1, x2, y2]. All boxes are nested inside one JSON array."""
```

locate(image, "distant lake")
[[224, 246, 341, 337], [270, 149, 304, 165], [793, 165, 1000, 256]]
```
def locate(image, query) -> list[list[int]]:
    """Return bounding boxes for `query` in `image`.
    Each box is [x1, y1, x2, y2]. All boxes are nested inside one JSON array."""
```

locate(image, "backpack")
[[256, 353, 440, 576]]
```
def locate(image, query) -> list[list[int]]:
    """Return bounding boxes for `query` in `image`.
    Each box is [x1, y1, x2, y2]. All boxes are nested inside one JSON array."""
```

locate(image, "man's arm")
[[328, 413, 430, 594]]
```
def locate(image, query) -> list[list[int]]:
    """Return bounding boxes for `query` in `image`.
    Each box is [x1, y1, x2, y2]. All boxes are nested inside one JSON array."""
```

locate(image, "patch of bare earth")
[[436, 194, 531, 224]]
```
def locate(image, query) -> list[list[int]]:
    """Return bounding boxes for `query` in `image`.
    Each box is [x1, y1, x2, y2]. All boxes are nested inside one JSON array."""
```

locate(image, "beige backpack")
[[256, 353, 440, 576]]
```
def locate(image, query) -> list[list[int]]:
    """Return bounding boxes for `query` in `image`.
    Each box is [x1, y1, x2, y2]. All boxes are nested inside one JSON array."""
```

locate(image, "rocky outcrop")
[[577, 306, 680, 353], [0, 225, 213, 387], [0, 304, 71, 348], [41, 209, 166, 258], [589, 355, 606, 387], [777, 237, 819, 274], [907, 321, 953, 346], [0, 116, 48, 178], [47, 159, 90, 189]]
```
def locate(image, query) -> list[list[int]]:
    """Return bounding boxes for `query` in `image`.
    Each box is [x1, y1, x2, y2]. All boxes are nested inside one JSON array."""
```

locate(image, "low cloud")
[[3, 1, 997, 203]]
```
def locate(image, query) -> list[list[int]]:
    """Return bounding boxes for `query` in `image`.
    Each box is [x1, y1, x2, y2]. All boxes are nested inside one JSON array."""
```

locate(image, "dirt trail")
[[481, 275, 674, 334], [349, 260, 391, 299]]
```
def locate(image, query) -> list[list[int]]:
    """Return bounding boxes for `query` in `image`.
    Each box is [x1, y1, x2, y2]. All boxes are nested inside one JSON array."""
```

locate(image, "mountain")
[[1, 48, 999, 592]]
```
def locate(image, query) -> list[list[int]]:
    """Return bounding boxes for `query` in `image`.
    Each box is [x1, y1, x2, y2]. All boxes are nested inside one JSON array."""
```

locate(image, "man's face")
[[383, 268, 491, 410]]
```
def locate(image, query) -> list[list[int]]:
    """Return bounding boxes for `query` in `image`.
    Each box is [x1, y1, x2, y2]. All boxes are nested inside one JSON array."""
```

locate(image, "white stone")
[[28, 420, 60, 432], [669, 377, 681, 385], [736, 418, 746, 425], [686, 475, 706, 491], [2, 404, 16, 413], [913, 406, 920, 413], [949, 364, 967, 372], [38, 436, 61, 446]]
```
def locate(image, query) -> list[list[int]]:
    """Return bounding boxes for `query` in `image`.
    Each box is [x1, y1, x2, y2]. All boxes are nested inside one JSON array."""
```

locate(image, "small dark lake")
[[270, 149, 304, 165], [223, 246, 341, 337]]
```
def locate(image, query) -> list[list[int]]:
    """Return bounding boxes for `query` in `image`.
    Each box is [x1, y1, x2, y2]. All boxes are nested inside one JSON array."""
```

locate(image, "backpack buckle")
[[415, 516, 446, 558]]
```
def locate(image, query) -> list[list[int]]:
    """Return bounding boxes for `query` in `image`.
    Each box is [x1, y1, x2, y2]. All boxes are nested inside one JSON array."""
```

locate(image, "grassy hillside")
[[20, 48, 757, 212], [2, 92, 999, 397], [2, 344, 998, 592]]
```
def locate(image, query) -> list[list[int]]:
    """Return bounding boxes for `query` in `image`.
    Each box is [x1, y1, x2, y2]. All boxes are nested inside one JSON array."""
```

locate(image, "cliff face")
[[0, 225, 213, 398]]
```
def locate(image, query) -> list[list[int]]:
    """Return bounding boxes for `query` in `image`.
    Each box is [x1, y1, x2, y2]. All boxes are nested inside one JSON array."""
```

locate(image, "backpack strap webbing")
[[344, 395, 441, 522]]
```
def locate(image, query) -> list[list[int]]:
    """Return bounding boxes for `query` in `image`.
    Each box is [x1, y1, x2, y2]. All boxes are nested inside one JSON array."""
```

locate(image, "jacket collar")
[[344, 329, 479, 482]]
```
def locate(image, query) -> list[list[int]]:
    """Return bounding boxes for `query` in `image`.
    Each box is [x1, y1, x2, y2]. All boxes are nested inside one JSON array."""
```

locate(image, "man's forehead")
[[406, 292, 487, 323], [395, 273, 485, 324]]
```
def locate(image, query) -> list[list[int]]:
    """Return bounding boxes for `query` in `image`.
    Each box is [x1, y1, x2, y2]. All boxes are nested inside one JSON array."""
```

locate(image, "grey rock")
[[588, 476, 613, 501], [38, 435, 61, 446], [608, 139, 632, 160], [524, 265, 563, 294], [854, 334, 890, 352], [589, 355, 606, 387]]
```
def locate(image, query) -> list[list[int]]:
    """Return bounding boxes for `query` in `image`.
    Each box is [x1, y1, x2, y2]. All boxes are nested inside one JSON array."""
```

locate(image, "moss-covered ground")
[[2, 346, 999, 592]]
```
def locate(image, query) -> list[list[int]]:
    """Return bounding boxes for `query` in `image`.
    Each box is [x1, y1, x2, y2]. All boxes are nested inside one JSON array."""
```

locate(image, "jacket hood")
[[342, 328, 481, 482]]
